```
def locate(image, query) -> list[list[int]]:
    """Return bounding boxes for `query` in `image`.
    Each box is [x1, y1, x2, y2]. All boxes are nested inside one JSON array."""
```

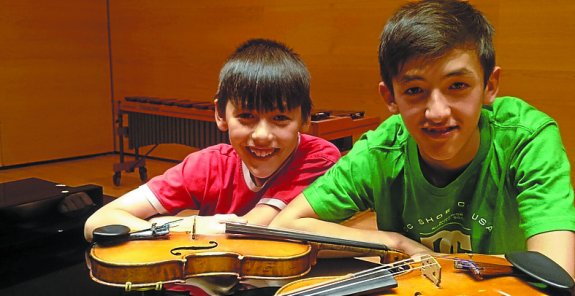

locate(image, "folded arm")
[[84, 188, 158, 242], [269, 193, 432, 256], [84, 188, 277, 242]]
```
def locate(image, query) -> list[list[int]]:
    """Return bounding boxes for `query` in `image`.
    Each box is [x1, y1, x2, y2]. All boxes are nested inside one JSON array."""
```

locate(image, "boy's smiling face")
[[380, 48, 500, 171], [215, 100, 307, 186]]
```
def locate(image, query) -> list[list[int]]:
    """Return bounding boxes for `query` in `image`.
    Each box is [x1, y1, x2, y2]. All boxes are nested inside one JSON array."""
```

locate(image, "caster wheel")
[[113, 172, 122, 186], [139, 167, 148, 182]]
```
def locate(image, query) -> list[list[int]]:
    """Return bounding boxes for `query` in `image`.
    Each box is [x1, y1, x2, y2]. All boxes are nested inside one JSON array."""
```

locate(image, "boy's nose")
[[251, 120, 274, 143], [425, 91, 451, 122]]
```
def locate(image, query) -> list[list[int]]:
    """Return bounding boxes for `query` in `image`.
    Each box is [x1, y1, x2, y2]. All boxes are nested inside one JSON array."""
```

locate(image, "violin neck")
[[225, 223, 408, 262], [226, 222, 387, 250]]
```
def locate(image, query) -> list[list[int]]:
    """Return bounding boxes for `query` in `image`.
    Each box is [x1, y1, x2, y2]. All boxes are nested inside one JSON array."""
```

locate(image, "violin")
[[275, 253, 575, 295], [88, 232, 313, 289], [88, 222, 574, 295], [229, 224, 574, 295], [87, 222, 408, 290]]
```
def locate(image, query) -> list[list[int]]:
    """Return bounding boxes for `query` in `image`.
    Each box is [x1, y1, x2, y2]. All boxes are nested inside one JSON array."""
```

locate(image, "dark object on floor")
[[0, 178, 104, 289]]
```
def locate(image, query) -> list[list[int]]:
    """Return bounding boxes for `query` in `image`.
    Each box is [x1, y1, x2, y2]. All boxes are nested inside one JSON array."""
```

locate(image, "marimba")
[[113, 96, 380, 185]]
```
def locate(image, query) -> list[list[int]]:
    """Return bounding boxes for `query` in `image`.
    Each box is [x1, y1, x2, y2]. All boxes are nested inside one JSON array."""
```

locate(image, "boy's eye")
[[273, 114, 291, 122], [404, 87, 423, 96], [449, 82, 468, 90], [237, 113, 255, 120]]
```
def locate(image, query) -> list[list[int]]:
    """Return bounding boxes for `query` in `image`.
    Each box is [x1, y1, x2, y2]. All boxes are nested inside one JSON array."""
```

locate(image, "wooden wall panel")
[[109, 0, 499, 118], [496, 0, 575, 181], [0, 0, 113, 166], [107, 0, 400, 131]]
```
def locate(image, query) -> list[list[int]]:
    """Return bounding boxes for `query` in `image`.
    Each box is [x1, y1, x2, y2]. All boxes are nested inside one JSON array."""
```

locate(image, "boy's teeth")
[[428, 126, 454, 134], [250, 147, 274, 157]]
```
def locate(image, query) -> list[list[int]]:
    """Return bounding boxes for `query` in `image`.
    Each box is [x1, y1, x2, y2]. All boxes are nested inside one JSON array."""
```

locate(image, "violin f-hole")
[[170, 241, 218, 255]]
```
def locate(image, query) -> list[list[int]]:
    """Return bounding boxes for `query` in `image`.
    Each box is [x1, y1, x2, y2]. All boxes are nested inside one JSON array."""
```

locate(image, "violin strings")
[[287, 272, 395, 296], [281, 257, 441, 296], [326, 257, 434, 286], [354, 256, 440, 279], [226, 223, 390, 251]]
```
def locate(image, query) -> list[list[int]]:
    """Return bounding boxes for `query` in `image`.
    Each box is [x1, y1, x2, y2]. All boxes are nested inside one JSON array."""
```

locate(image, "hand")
[[195, 214, 247, 235], [149, 214, 247, 235], [381, 231, 435, 257], [155, 214, 246, 235]]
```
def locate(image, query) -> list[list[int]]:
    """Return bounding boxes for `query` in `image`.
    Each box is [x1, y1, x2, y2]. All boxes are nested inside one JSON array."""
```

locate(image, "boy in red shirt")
[[84, 38, 340, 295]]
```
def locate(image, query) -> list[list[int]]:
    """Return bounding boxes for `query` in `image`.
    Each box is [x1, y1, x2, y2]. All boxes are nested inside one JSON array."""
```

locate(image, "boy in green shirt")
[[270, 0, 575, 278]]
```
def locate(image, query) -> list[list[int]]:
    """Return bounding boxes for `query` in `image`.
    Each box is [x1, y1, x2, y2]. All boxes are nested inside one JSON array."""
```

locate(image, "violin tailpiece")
[[453, 259, 514, 280]]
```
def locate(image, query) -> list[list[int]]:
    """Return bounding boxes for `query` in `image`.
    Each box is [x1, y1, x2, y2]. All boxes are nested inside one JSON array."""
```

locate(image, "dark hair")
[[379, 0, 495, 95], [216, 38, 312, 121]]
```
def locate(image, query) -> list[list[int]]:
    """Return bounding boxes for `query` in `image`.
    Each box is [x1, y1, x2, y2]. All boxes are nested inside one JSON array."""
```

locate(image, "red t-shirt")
[[145, 134, 340, 215]]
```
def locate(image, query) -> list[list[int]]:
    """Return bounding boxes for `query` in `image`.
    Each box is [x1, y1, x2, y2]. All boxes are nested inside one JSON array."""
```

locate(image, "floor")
[[0, 153, 177, 198]]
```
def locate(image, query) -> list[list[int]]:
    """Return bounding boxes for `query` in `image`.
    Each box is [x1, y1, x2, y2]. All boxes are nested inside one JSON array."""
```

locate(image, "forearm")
[[241, 204, 280, 226], [527, 230, 575, 279], [278, 216, 430, 255], [83, 188, 159, 242], [271, 193, 432, 256], [84, 208, 152, 242]]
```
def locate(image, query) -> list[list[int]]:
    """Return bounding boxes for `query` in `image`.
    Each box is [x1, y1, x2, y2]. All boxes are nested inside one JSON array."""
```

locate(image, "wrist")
[[379, 231, 404, 251], [377, 230, 426, 255]]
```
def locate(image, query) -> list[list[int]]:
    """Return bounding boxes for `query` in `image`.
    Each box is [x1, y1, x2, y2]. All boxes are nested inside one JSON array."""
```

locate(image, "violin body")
[[87, 232, 314, 288], [275, 254, 550, 295]]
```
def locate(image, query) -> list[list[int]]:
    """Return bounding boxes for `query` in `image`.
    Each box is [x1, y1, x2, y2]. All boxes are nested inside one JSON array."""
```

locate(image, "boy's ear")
[[483, 66, 501, 105], [379, 82, 399, 114], [214, 99, 228, 132]]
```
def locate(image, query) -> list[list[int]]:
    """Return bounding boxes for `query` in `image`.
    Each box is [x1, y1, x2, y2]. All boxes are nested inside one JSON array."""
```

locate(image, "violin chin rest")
[[505, 251, 574, 293], [93, 224, 131, 245]]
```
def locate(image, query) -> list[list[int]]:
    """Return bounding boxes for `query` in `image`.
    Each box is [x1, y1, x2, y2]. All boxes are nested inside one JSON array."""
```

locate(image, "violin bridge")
[[420, 255, 442, 287]]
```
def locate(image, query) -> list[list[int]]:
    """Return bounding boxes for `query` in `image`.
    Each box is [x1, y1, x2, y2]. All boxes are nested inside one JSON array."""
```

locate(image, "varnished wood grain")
[[0, 1, 113, 166]]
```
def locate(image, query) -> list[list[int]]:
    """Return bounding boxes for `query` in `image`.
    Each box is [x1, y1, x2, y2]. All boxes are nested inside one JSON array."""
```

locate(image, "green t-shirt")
[[304, 96, 575, 254]]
